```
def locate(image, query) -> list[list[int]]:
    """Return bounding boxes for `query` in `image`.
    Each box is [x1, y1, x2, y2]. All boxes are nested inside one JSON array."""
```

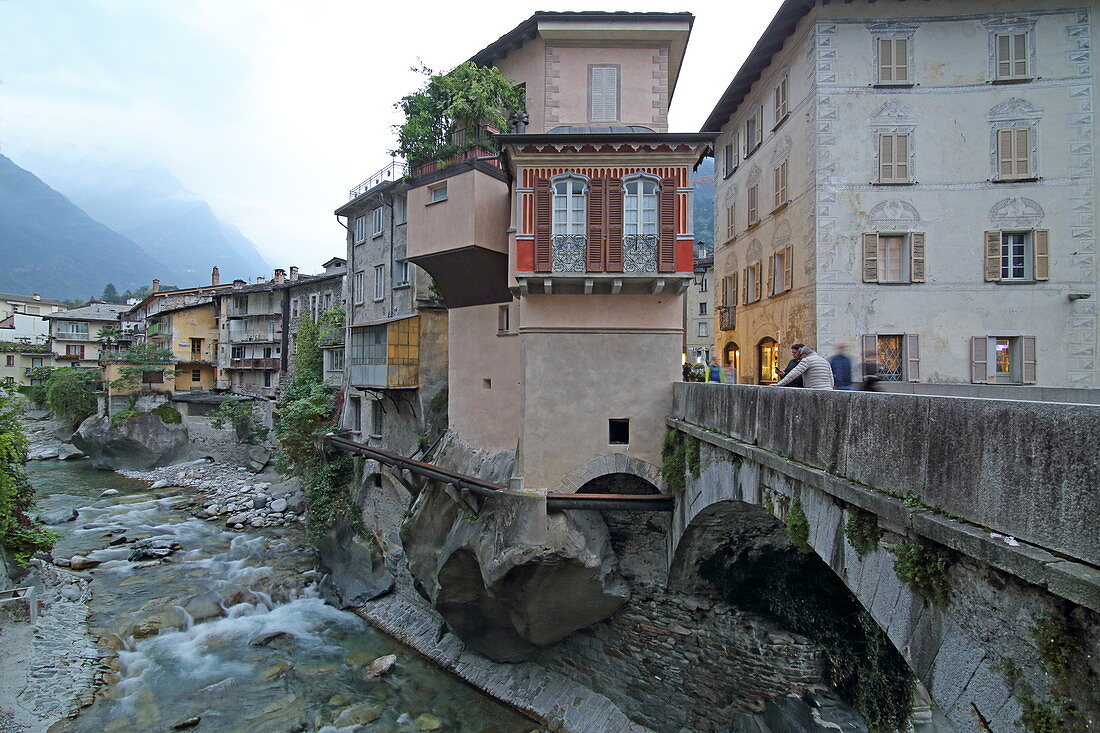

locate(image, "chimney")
[[289, 266, 299, 281], [232, 279, 245, 288], [274, 268, 286, 284], [256, 277, 265, 284], [211, 266, 220, 286], [152, 279, 160, 294], [32, 293, 41, 301]]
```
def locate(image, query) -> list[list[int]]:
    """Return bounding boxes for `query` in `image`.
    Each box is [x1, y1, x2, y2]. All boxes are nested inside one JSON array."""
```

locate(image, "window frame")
[[994, 126, 1034, 181], [994, 31, 1032, 82], [622, 173, 660, 237], [428, 183, 448, 204], [696, 321, 709, 338], [773, 73, 789, 127], [772, 159, 788, 211], [551, 173, 588, 236], [878, 132, 911, 184], [747, 185, 759, 227], [373, 264, 385, 301], [999, 230, 1033, 282], [394, 260, 410, 288], [354, 271, 365, 305], [394, 195, 407, 225], [589, 64, 621, 123], [744, 105, 764, 158], [877, 233, 911, 283], [371, 206, 384, 237], [875, 36, 912, 86], [354, 215, 367, 243], [497, 304, 511, 334]]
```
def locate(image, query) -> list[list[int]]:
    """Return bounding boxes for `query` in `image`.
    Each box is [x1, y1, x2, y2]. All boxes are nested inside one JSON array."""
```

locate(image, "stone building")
[[43, 303, 130, 369], [144, 301, 220, 392], [216, 274, 287, 399], [285, 258, 346, 386], [0, 291, 63, 386], [684, 245, 715, 365], [334, 163, 448, 455], [706, 0, 1098, 388]]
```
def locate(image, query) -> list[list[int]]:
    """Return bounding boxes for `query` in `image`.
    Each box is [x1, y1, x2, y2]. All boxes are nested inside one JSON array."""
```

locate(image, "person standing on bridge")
[[772, 346, 834, 389], [777, 343, 805, 388], [707, 356, 724, 383], [829, 343, 853, 390]]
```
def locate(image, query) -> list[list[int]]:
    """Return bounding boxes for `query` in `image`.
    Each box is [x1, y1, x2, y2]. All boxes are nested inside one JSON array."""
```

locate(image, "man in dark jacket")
[[777, 343, 805, 387], [829, 343, 853, 389]]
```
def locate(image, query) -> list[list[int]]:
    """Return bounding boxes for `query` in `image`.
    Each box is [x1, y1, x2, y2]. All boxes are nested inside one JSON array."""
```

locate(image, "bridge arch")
[[558, 452, 663, 494]]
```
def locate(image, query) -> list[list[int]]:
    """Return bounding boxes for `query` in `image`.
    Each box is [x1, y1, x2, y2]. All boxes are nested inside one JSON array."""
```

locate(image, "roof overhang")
[[406, 246, 511, 308]]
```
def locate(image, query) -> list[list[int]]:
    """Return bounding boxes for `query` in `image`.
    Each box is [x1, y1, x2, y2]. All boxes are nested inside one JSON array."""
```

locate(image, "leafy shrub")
[[151, 403, 182, 425], [210, 400, 268, 444], [17, 385, 47, 406], [0, 384, 57, 564], [45, 368, 98, 424], [844, 509, 881, 556], [893, 540, 953, 602]]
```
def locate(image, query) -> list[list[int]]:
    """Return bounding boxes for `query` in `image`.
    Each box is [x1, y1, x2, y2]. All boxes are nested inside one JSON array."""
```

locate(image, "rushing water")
[[27, 460, 534, 733]]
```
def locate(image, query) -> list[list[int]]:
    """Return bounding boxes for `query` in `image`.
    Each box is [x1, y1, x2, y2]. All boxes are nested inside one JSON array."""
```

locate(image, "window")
[[370, 399, 384, 437], [231, 345, 245, 359], [31, 358, 42, 367], [263, 371, 273, 388], [877, 37, 910, 85], [747, 185, 759, 226], [394, 260, 410, 287], [773, 160, 788, 210], [2, 377, 12, 385], [497, 304, 511, 334], [608, 418, 630, 445], [372, 206, 383, 236], [354, 215, 367, 243], [995, 32, 1030, 81], [773, 74, 789, 123], [971, 335, 1036, 384], [996, 128, 1032, 180], [590, 65, 620, 122], [697, 321, 709, 338], [57, 321, 88, 338], [429, 183, 447, 203], [744, 261, 761, 304], [862, 232, 925, 283], [725, 204, 736, 242], [758, 338, 779, 384], [232, 295, 247, 314], [552, 176, 587, 235], [879, 133, 910, 183], [373, 265, 385, 300], [354, 272, 365, 304], [698, 302, 707, 315], [263, 346, 273, 359], [984, 229, 1048, 282], [327, 348, 344, 371], [770, 246, 793, 294], [291, 298, 300, 318], [66, 344, 85, 358], [4, 355, 12, 367], [349, 395, 361, 432], [310, 294, 319, 321], [191, 368, 201, 382], [723, 138, 740, 178], [862, 333, 920, 382], [623, 175, 658, 235], [724, 341, 740, 375], [745, 105, 763, 156], [394, 196, 407, 225]]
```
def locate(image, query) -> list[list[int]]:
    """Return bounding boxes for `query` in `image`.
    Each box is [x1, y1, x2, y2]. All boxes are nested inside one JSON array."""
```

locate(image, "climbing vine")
[[44, 367, 98, 425]]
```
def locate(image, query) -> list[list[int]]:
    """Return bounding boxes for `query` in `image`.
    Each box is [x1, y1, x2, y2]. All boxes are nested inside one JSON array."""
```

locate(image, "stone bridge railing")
[[671, 382, 1099, 567]]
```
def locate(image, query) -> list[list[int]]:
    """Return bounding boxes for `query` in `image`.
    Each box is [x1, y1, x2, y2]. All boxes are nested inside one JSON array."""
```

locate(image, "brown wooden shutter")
[[997, 130, 1014, 179], [861, 334, 877, 378], [587, 178, 606, 272], [971, 336, 989, 383], [785, 245, 794, 292], [1033, 229, 1049, 280], [862, 233, 879, 283], [1022, 336, 1037, 383], [905, 334, 920, 382], [767, 254, 775, 296], [984, 230, 1002, 281], [741, 267, 748, 305], [730, 272, 739, 306], [606, 177, 624, 272], [534, 178, 552, 272], [910, 232, 926, 282], [658, 176, 677, 273]]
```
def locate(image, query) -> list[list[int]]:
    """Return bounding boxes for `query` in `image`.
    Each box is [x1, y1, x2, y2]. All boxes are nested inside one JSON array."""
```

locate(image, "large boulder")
[[72, 413, 191, 470], [316, 515, 394, 608], [401, 485, 629, 662]]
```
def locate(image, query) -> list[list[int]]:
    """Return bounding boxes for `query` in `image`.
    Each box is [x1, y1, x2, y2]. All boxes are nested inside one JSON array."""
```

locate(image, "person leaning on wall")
[[776, 343, 805, 388], [772, 345, 834, 389]]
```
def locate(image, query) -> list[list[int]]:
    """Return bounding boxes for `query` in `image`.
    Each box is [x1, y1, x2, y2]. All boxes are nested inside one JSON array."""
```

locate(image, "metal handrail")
[[348, 160, 408, 200]]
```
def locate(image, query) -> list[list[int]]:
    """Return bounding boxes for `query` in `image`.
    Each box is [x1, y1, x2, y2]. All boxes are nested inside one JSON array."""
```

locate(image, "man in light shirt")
[[772, 345, 834, 389]]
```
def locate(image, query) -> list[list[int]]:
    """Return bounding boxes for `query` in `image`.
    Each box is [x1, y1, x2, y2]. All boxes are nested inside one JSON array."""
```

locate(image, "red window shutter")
[[534, 178, 552, 272], [587, 178, 606, 272], [606, 178, 624, 272], [658, 176, 677, 273]]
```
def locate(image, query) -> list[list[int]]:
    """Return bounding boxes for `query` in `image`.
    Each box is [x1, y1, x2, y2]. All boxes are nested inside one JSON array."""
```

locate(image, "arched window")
[[758, 337, 779, 384], [552, 174, 587, 236], [724, 341, 741, 382], [622, 174, 659, 235]]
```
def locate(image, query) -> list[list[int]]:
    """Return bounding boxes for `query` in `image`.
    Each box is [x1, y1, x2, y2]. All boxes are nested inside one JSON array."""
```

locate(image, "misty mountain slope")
[[29, 161, 270, 284], [0, 154, 163, 298]]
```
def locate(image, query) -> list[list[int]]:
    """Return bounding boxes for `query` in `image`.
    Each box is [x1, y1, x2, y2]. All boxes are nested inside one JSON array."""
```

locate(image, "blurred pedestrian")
[[774, 346, 834, 389], [707, 356, 724, 383], [829, 343, 853, 390], [777, 343, 805, 388], [861, 349, 881, 391]]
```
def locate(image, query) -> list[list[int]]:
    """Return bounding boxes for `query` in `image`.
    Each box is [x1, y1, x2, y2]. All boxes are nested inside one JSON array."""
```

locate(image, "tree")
[[108, 343, 176, 392], [45, 368, 99, 424], [101, 283, 121, 303], [0, 384, 57, 565], [97, 326, 120, 357], [210, 400, 268, 444], [393, 62, 526, 168]]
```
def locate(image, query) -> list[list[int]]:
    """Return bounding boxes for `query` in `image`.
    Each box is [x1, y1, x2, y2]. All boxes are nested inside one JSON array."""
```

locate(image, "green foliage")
[[685, 435, 701, 477], [661, 429, 686, 493], [786, 500, 812, 553], [100, 284, 122, 303], [0, 341, 51, 354], [682, 362, 706, 382], [1003, 659, 1087, 733], [301, 453, 356, 541], [17, 385, 48, 406], [111, 396, 139, 424], [393, 62, 526, 168], [45, 367, 98, 424], [844, 509, 881, 557], [0, 384, 57, 565], [1033, 616, 1083, 687], [108, 343, 176, 392], [274, 382, 336, 473], [702, 547, 913, 733], [152, 403, 181, 425], [893, 540, 953, 602], [210, 400, 268, 444], [293, 314, 324, 384], [25, 366, 55, 383]]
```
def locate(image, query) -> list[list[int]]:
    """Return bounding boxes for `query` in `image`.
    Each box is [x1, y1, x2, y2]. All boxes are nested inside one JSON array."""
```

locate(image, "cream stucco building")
[[707, 0, 1097, 388]]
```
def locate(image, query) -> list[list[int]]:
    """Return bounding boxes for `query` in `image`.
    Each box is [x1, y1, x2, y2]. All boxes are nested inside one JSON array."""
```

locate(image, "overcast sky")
[[0, 0, 784, 272]]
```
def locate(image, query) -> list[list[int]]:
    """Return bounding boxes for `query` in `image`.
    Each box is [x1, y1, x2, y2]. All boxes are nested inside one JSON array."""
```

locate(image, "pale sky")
[[0, 0, 784, 272]]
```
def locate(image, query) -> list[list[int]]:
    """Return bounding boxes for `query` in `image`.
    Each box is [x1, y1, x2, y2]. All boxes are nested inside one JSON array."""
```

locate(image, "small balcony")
[[229, 358, 279, 370], [717, 305, 736, 331], [348, 317, 419, 389], [55, 331, 93, 341], [348, 160, 408, 200], [228, 331, 278, 343]]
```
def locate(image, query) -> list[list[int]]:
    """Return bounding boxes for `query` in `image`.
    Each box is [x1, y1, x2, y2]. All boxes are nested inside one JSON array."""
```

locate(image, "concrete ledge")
[[669, 418, 1100, 613]]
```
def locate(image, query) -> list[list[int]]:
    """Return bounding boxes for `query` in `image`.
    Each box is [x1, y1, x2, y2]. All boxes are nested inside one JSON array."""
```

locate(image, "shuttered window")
[[879, 133, 910, 183], [774, 75, 789, 122], [996, 128, 1032, 179], [725, 204, 736, 242], [862, 233, 924, 283], [722, 274, 737, 306], [724, 143, 735, 178], [623, 177, 658, 235], [590, 65, 620, 122], [552, 177, 587, 235], [972, 335, 1037, 384], [773, 160, 788, 210], [877, 37, 910, 84], [745, 105, 763, 156], [985, 229, 1048, 282], [769, 245, 794, 295], [995, 32, 1030, 80], [862, 333, 920, 382], [747, 185, 759, 226], [744, 262, 761, 303]]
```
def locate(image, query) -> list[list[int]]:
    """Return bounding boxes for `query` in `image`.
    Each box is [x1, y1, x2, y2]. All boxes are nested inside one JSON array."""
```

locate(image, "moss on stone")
[[786, 500, 811, 553], [151, 403, 182, 425], [893, 540, 953, 603], [685, 435, 700, 477], [844, 509, 880, 557], [662, 429, 685, 494]]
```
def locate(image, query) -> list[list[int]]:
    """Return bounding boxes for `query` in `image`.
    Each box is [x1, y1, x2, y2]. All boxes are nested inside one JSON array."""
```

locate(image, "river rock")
[[182, 591, 224, 623], [100, 489, 119, 497], [34, 445, 61, 460], [315, 515, 394, 608], [225, 513, 250, 527], [72, 413, 191, 470], [246, 445, 270, 473], [151, 480, 169, 489], [729, 690, 869, 732], [335, 703, 382, 726], [415, 713, 444, 731], [257, 661, 292, 681], [251, 495, 268, 509], [401, 486, 629, 662], [57, 443, 86, 460], [360, 654, 397, 679], [69, 555, 101, 571], [268, 497, 287, 513], [37, 507, 78, 524]]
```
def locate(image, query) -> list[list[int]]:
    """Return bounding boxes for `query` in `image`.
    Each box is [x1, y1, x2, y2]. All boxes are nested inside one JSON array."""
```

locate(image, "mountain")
[[0, 154, 164, 299], [692, 158, 715, 247], [28, 162, 270, 284]]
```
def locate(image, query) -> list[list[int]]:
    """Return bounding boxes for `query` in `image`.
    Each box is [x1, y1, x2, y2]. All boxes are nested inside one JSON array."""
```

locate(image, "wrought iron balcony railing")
[[348, 161, 408, 200], [717, 305, 736, 331], [551, 234, 587, 273], [623, 234, 659, 273]]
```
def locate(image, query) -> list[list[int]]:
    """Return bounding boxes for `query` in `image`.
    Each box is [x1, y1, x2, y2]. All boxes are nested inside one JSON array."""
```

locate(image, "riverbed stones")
[[335, 703, 382, 726], [99, 489, 119, 497], [415, 713, 444, 731], [182, 591, 223, 623], [37, 507, 78, 524], [361, 654, 397, 679], [269, 497, 287, 513], [246, 445, 270, 473], [257, 661, 292, 681], [68, 556, 100, 571], [72, 413, 191, 470], [57, 444, 85, 460]]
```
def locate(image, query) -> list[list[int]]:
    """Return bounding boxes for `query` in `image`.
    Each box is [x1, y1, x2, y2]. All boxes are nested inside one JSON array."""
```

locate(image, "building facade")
[[286, 258, 346, 386], [707, 0, 1097, 388], [216, 276, 287, 399], [44, 303, 130, 369], [684, 246, 715, 365], [145, 302, 220, 391]]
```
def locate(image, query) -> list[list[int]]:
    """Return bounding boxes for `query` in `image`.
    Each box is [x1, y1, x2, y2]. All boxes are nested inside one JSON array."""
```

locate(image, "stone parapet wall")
[[673, 383, 1100, 566]]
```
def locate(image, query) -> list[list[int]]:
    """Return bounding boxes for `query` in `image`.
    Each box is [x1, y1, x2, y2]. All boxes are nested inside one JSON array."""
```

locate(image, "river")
[[26, 460, 534, 733]]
